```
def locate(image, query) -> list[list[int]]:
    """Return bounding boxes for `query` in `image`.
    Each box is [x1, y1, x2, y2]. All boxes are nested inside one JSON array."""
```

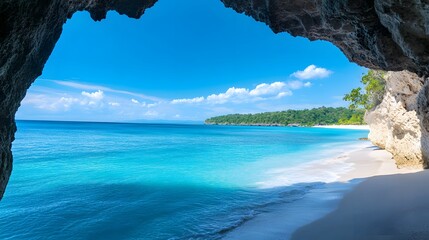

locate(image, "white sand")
[[313, 125, 370, 130], [292, 172, 429, 240], [338, 145, 420, 182], [225, 143, 422, 240]]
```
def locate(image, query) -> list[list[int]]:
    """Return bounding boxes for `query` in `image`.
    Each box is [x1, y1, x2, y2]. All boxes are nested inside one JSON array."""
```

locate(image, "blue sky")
[[17, 0, 367, 122]]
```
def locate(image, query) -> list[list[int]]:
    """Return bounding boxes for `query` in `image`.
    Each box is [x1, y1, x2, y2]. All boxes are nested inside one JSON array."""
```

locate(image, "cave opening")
[[2, 0, 429, 239], [2, 0, 427, 206], [0, 0, 373, 202]]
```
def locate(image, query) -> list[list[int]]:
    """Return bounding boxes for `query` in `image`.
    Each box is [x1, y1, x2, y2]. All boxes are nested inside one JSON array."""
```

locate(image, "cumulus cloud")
[[21, 94, 69, 111], [59, 97, 80, 109], [131, 98, 154, 107], [286, 81, 304, 90], [22, 77, 316, 121], [82, 90, 104, 100], [171, 97, 204, 104], [171, 81, 305, 105], [22, 89, 107, 112], [22, 94, 80, 111], [291, 65, 333, 80], [285, 80, 312, 89], [276, 91, 293, 98], [249, 82, 286, 96], [206, 87, 250, 104], [205, 80, 310, 104]]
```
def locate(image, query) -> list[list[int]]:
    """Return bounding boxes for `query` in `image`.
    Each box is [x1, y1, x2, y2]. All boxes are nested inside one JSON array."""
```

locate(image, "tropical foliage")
[[343, 70, 386, 110], [205, 107, 365, 126]]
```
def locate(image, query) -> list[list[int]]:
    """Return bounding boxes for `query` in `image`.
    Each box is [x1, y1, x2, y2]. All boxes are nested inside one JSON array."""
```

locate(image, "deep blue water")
[[0, 121, 368, 239]]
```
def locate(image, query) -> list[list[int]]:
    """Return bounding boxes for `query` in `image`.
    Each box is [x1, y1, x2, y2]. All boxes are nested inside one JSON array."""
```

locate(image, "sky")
[[16, 0, 367, 122]]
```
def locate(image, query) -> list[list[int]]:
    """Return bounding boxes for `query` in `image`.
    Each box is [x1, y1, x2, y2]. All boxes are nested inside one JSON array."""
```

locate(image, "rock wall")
[[1, 0, 429, 198], [366, 71, 429, 168]]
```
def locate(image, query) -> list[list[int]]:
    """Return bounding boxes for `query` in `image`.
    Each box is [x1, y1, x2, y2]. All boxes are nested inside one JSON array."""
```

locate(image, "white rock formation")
[[366, 71, 427, 169]]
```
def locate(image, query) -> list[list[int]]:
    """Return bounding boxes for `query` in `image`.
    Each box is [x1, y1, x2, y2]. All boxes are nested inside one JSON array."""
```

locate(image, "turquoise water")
[[0, 121, 368, 239]]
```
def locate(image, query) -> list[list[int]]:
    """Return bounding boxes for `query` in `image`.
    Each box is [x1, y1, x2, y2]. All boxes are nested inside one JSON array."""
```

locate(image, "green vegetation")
[[205, 107, 365, 126], [206, 70, 386, 127], [343, 70, 386, 110]]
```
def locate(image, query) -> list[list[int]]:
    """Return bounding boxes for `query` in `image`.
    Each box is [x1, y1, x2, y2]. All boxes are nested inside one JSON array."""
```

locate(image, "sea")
[[0, 120, 369, 239]]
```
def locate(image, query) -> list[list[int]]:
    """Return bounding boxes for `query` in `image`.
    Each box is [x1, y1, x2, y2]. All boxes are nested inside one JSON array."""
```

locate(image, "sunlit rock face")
[[366, 71, 428, 169], [1, 0, 429, 198]]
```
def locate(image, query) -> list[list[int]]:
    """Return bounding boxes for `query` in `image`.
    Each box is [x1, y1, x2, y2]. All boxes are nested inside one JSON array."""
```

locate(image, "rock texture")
[[1, 0, 429, 198], [366, 71, 428, 168]]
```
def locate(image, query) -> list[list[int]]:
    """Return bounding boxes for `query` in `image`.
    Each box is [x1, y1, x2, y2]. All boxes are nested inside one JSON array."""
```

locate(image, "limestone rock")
[[366, 71, 427, 168]]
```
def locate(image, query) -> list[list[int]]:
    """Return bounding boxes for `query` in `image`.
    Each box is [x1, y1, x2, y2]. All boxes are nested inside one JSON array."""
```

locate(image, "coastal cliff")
[[366, 71, 428, 168], [2, 0, 429, 198]]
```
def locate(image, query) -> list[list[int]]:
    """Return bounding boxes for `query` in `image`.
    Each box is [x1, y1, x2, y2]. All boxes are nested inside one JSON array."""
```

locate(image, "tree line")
[[205, 70, 386, 127], [205, 107, 365, 126]]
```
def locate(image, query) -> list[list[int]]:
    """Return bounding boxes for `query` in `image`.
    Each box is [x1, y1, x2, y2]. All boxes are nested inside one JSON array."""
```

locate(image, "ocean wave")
[[255, 141, 372, 188], [183, 183, 323, 239]]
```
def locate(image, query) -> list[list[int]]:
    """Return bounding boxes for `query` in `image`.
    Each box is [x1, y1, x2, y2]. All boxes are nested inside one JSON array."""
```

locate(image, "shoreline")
[[225, 142, 420, 239], [313, 124, 369, 130], [205, 122, 369, 129]]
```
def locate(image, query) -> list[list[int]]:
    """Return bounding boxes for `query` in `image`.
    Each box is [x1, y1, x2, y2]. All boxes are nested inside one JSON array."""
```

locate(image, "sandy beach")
[[225, 143, 422, 239], [291, 171, 429, 240], [313, 125, 370, 130], [292, 154, 427, 240]]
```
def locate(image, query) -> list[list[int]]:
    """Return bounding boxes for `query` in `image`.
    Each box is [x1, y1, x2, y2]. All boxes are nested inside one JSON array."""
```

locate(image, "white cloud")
[[206, 87, 250, 104], [131, 98, 152, 107], [22, 94, 81, 111], [82, 90, 104, 100], [23, 90, 108, 112], [147, 103, 158, 108], [21, 94, 64, 111], [249, 82, 286, 96], [21, 76, 318, 121], [171, 97, 204, 104], [46, 79, 163, 102], [108, 102, 120, 107], [291, 65, 333, 80], [284, 80, 313, 90], [59, 97, 80, 109], [170, 80, 310, 105], [276, 91, 293, 98], [205, 80, 308, 104], [286, 81, 303, 90]]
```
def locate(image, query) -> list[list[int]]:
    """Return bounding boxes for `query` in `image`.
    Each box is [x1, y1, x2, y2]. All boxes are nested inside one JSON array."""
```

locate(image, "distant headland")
[[205, 107, 365, 127]]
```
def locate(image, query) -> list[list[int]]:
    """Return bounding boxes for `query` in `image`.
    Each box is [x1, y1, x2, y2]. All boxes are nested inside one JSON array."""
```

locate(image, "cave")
[[1, 0, 429, 199]]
